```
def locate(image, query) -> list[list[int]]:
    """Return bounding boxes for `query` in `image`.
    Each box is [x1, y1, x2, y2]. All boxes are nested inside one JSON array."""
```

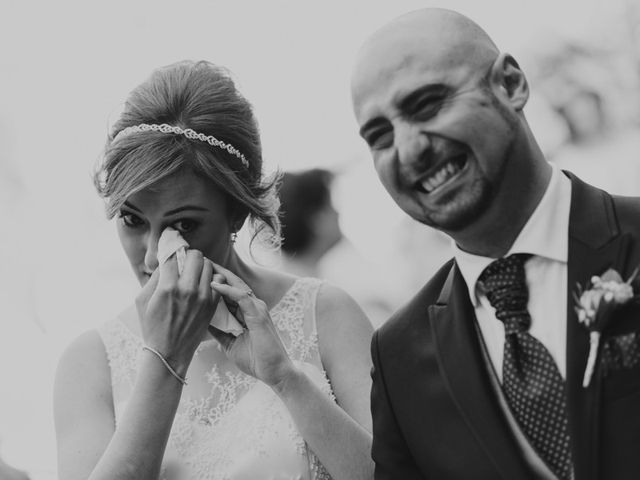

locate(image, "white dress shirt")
[[454, 164, 572, 382]]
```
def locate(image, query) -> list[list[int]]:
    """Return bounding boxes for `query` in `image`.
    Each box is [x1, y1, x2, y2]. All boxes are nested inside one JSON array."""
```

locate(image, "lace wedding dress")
[[98, 278, 334, 480]]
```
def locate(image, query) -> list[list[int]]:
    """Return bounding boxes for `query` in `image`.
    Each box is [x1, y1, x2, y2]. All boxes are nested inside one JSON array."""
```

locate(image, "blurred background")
[[1, 0, 639, 477]]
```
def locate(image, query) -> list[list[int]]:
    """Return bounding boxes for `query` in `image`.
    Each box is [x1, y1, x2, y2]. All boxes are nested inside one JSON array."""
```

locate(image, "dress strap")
[[271, 277, 325, 364], [301, 277, 324, 337]]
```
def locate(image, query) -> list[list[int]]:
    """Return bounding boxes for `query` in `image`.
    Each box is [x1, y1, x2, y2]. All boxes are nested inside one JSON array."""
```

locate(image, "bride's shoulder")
[[315, 282, 368, 321], [312, 282, 374, 420], [314, 282, 374, 344], [57, 305, 137, 370], [54, 328, 113, 411], [55, 314, 131, 388], [56, 329, 110, 379]]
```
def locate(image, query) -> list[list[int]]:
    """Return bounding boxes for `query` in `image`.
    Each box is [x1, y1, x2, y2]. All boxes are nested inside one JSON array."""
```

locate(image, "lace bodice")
[[98, 277, 334, 480]]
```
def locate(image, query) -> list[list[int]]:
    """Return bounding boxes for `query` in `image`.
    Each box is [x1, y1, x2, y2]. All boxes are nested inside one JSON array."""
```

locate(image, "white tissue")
[[157, 228, 245, 337], [157, 228, 188, 270]]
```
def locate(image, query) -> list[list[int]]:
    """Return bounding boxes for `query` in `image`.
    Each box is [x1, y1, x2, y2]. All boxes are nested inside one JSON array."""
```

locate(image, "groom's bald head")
[[374, 8, 496, 49], [351, 9, 501, 106]]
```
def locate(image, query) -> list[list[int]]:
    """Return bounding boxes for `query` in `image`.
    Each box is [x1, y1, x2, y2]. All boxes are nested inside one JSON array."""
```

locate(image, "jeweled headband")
[[112, 123, 249, 168]]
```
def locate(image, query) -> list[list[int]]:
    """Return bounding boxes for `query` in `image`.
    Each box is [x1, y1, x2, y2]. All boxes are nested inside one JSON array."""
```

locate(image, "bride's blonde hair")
[[94, 60, 281, 246]]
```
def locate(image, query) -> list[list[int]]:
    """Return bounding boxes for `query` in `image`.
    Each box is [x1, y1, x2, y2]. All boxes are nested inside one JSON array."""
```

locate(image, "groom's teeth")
[[421, 179, 434, 192], [420, 158, 463, 193]]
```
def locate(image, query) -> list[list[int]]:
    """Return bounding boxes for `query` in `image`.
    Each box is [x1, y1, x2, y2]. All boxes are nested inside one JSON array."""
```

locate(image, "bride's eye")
[[173, 219, 199, 234], [118, 211, 144, 228]]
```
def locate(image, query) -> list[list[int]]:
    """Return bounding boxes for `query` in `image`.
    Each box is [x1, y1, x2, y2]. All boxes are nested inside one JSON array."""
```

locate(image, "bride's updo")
[[94, 60, 280, 244]]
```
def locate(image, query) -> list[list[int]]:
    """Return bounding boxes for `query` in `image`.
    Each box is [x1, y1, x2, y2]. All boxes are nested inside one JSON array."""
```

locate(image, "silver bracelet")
[[142, 345, 188, 385]]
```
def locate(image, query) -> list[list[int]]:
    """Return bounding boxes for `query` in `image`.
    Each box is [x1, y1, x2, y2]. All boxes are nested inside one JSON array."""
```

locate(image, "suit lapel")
[[565, 172, 632, 480], [430, 263, 534, 480]]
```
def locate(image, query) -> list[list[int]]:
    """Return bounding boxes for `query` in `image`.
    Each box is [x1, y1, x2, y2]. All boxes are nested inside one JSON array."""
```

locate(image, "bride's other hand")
[[135, 250, 218, 374], [208, 262, 295, 389]]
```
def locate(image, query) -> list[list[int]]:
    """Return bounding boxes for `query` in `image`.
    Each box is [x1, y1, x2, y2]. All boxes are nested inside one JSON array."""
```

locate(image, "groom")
[[351, 8, 640, 480]]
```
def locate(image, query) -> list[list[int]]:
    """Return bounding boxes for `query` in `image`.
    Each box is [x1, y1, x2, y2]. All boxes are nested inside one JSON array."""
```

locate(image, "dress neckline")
[[267, 276, 304, 317]]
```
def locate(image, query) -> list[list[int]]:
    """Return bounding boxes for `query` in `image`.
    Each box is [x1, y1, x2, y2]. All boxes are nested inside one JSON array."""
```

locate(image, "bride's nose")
[[143, 232, 160, 272]]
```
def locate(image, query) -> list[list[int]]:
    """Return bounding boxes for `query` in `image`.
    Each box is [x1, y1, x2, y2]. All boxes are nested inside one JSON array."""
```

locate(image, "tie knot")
[[478, 254, 532, 333]]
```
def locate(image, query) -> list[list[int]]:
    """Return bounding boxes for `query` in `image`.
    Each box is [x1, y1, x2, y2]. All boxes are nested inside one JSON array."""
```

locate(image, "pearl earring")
[[231, 232, 238, 243]]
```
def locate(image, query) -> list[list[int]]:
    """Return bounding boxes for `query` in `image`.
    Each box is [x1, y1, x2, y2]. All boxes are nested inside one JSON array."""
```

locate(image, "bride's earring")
[[230, 232, 238, 244]]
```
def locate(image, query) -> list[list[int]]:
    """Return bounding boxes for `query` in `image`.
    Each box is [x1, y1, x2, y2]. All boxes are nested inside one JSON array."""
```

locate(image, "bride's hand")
[[208, 263, 296, 389], [135, 250, 218, 373]]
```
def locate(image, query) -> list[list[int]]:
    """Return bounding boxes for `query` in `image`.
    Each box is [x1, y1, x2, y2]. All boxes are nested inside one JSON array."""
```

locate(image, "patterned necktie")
[[478, 254, 573, 480]]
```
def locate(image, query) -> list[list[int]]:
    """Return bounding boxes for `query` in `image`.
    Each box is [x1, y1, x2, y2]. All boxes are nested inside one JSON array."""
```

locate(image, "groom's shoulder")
[[568, 172, 640, 232], [611, 193, 640, 234], [611, 195, 640, 267], [376, 258, 455, 340]]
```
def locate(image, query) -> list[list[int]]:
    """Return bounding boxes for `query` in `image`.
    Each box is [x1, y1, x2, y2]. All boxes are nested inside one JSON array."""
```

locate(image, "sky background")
[[0, 0, 638, 478]]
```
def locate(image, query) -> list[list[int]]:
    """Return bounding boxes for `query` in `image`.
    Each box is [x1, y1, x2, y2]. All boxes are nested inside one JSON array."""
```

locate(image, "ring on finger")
[[245, 289, 255, 297]]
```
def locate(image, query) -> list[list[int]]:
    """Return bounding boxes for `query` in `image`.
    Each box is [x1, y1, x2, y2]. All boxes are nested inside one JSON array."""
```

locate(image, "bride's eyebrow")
[[163, 205, 210, 216], [122, 201, 142, 213]]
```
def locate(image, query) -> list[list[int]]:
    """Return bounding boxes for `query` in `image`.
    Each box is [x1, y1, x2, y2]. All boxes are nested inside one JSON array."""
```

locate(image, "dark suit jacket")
[[371, 173, 640, 480]]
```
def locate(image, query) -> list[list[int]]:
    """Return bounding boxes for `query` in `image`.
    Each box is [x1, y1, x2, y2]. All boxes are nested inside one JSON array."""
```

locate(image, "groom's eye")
[[366, 128, 394, 150], [410, 95, 444, 120]]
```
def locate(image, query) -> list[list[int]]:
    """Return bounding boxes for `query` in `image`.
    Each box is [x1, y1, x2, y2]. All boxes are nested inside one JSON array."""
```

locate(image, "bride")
[[53, 60, 374, 480]]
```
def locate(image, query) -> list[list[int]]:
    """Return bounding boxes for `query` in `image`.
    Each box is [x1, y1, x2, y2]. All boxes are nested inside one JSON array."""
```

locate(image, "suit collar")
[[431, 263, 536, 480], [566, 170, 620, 248], [564, 171, 631, 480]]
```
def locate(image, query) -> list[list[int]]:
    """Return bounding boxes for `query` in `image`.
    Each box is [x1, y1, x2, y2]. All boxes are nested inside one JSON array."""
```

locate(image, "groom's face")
[[351, 28, 518, 233]]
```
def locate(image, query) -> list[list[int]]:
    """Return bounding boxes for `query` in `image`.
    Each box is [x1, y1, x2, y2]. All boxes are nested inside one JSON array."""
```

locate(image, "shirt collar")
[[453, 164, 572, 305]]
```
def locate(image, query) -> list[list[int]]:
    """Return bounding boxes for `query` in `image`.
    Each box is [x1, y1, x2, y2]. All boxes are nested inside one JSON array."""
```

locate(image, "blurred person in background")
[[54, 60, 374, 480], [278, 169, 342, 277], [278, 168, 398, 327]]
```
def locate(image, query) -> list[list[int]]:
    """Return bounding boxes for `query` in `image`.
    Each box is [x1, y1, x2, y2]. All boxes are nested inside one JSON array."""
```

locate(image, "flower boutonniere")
[[574, 267, 639, 387]]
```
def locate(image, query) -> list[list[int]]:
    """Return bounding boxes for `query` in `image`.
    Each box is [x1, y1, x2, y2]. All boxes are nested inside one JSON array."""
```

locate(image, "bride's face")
[[116, 168, 234, 286]]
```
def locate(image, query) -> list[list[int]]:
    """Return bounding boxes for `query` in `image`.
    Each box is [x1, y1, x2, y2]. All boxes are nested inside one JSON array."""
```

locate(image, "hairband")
[[112, 123, 249, 168]]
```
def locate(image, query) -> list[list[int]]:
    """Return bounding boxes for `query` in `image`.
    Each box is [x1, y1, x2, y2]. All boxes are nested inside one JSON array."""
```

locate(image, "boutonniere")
[[574, 267, 639, 387]]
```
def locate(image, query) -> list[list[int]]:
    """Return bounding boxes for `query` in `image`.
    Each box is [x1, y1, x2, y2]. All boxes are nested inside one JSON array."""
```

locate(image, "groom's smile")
[[413, 152, 468, 195]]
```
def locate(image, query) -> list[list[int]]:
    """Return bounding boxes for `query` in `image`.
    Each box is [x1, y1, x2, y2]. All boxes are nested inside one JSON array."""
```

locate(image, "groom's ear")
[[489, 52, 529, 111]]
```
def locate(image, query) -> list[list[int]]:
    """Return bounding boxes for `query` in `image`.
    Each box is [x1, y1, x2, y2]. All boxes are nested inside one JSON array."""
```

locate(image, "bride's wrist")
[[270, 364, 305, 397], [141, 345, 190, 385]]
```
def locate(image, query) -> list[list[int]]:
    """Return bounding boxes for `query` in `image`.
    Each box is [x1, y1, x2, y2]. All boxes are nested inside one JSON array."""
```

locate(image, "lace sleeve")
[[309, 450, 334, 480]]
